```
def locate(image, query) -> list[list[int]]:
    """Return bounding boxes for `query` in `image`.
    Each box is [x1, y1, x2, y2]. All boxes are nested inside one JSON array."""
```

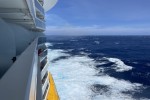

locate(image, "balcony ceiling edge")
[[43, 0, 58, 12]]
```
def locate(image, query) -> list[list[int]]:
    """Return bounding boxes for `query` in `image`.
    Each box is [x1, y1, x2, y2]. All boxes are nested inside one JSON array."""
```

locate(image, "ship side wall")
[[0, 18, 44, 78]]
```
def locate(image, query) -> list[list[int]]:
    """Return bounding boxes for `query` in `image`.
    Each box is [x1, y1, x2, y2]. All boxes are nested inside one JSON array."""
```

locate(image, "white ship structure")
[[0, 0, 59, 100]]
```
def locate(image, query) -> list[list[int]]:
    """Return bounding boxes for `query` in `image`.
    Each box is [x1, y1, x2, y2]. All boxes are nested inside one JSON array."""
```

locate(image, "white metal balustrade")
[[35, 0, 44, 16], [39, 50, 48, 62], [41, 60, 49, 80], [42, 75, 49, 94], [0, 37, 49, 100]]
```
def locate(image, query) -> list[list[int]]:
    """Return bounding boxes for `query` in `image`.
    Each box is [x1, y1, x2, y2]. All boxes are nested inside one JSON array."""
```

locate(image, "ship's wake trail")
[[48, 48, 147, 100]]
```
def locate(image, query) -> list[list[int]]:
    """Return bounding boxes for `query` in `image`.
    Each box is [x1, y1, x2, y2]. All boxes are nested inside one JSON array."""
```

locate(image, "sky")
[[45, 0, 150, 35]]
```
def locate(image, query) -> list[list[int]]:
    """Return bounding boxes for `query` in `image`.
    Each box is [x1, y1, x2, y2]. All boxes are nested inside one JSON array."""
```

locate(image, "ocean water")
[[47, 36, 150, 100]]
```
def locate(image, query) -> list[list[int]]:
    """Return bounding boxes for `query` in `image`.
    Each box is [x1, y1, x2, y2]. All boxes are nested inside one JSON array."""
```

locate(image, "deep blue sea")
[[47, 36, 150, 100]]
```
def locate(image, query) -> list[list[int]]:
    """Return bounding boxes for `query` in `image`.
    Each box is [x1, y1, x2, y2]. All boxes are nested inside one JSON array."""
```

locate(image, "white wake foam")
[[105, 57, 133, 72], [45, 42, 53, 47], [47, 49, 144, 100], [47, 49, 69, 62]]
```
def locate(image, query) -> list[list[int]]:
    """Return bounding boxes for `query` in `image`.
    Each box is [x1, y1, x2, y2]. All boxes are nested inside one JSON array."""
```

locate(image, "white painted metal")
[[43, 0, 58, 12], [43, 83, 50, 100], [39, 50, 48, 62], [41, 62, 49, 80], [0, 0, 46, 31], [0, 0, 27, 8], [0, 39, 38, 100], [0, 18, 16, 74], [42, 76, 49, 94]]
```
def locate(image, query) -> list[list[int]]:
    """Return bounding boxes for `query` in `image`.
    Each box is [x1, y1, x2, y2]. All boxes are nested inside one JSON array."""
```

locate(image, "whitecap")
[[47, 49, 69, 62], [80, 51, 91, 56], [132, 62, 139, 64], [79, 48, 85, 50], [92, 75, 142, 100], [45, 42, 53, 47], [105, 57, 133, 72], [115, 42, 120, 45], [94, 41, 100, 44]]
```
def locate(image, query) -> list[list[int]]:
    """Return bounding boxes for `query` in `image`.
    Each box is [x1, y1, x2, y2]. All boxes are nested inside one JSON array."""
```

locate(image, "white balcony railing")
[[34, 0, 44, 16], [26, 0, 45, 30], [41, 62, 49, 79], [43, 84, 50, 100], [42, 76, 49, 94], [35, 17, 45, 30], [39, 50, 48, 62]]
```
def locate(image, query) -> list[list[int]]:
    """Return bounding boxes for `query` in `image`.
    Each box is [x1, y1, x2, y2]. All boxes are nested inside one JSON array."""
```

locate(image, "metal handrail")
[[40, 57, 47, 70], [43, 83, 50, 99], [42, 71, 48, 84], [39, 50, 48, 62], [41, 62, 49, 79], [42, 76, 49, 94]]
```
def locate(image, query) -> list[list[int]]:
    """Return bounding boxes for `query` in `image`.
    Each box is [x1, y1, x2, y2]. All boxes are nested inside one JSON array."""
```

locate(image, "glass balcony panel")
[[34, 0, 44, 15], [35, 17, 45, 30]]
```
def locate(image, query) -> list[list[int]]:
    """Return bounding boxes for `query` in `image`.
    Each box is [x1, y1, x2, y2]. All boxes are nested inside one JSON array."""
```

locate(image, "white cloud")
[[45, 25, 150, 35]]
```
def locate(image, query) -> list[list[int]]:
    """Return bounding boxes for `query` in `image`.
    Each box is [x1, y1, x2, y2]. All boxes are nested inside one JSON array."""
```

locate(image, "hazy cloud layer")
[[45, 26, 150, 35]]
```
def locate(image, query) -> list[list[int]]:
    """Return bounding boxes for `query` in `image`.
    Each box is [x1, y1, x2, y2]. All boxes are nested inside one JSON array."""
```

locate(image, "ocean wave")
[[79, 48, 85, 50], [47, 49, 146, 100], [146, 63, 150, 67], [96, 53, 105, 56], [47, 49, 69, 62], [92, 75, 142, 100], [48, 50, 96, 100], [80, 51, 91, 56], [45, 42, 53, 47], [115, 42, 120, 45], [132, 62, 139, 64], [104, 57, 133, 72], [67, 49, 74, 52], [70, 39, 78, 42], [57, 43, 64, 44], [94, 41, 100, 44]]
